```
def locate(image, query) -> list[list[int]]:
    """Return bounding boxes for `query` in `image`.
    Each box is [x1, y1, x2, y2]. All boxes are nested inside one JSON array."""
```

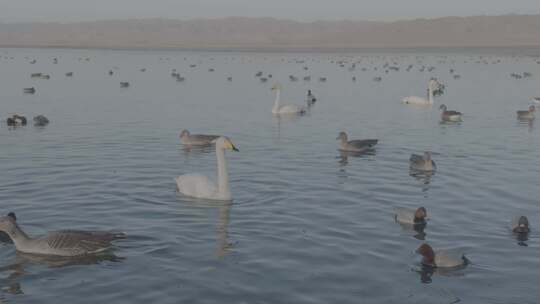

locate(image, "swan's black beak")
[[232, 145, 239, 152]]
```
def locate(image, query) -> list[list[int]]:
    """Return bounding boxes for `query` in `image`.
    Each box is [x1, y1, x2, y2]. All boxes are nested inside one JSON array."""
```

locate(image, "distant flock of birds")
[[1, 54, 538, 269]]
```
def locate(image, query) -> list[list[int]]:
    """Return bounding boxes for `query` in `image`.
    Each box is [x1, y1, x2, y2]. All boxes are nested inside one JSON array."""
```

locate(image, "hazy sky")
[[0, 0, 539, 23]]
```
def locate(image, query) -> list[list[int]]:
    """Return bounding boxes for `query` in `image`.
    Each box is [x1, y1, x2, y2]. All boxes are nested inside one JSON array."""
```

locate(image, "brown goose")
[[0, 213, 125, 257], [410, 152, 436, 172], [439, 104, 463, 122], [180, 129, 220, 146], [336, 132, 378, 152]]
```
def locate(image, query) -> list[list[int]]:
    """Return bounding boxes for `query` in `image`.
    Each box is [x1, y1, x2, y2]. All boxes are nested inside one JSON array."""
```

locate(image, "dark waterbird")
[[6, 115, 27, 126]]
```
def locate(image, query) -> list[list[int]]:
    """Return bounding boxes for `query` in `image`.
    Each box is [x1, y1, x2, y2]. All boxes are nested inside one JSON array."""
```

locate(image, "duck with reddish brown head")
[[395, 207, 427, 225], [416, 243, 468, 269]]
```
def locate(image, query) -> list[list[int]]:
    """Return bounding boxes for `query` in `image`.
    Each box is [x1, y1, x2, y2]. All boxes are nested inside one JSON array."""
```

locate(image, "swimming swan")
[[271, 84, 306, 115], [175, 137, 239, 201], [402, 79, 441, 106]]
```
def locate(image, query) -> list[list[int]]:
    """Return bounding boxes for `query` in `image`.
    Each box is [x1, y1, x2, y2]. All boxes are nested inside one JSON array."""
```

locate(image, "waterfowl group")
[[6, 114, 50, 127], [2, 53, 537, 277], [0, 212, 125, 257]]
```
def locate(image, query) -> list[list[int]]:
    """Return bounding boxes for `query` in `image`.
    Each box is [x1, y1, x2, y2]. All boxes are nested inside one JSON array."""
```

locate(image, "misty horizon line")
[[0, 13, 538, 25]]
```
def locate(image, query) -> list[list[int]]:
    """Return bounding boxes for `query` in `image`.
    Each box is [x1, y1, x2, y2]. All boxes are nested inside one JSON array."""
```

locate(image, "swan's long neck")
[[216, 147, 230, 197], [339, 136, 348, 149], [3, 223, 32, 249], [272, 89, 281, 113], [428, 86, 434, 104]]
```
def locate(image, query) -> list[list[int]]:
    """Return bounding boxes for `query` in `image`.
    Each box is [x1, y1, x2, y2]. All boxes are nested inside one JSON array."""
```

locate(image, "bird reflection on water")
[[178, 198, 234, 258], [337, 149, 377, 166], [409, 169, 435, 192], [0, 249, 124, 296]]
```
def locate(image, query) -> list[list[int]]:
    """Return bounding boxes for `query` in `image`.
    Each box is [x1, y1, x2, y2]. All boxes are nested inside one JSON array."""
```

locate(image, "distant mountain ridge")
[[1, 15, 540, 50]]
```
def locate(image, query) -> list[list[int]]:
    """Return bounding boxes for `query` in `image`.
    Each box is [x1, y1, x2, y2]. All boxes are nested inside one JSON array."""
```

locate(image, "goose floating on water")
[[175, 137, 239, 201], [271, 84, 306, 115], [517, 105, 535, 120], [0, 212, 125, 257], [180, 129, 220, 146], [410, 152, 436, 172], [439, 104, 463, 122], [336, 132, 378, 152], [416, 243, 469, 269]]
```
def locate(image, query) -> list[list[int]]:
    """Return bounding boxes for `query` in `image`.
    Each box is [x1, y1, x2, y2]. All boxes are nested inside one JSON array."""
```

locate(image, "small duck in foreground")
[[395, 207, 427, 225], [416, 243, 469, 269], [0, 212, 125, 257], [6, 114, 27, 126], [180, 129, 220, 146], [410, 152, 436, 172], [439, 104, 463, 122], [511, 216, 530, 234], [336, 131, 378, 152], [517, 105, 535, 120]]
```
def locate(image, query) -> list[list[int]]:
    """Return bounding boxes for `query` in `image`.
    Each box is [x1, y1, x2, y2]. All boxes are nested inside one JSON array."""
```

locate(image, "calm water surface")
[[0, 48, 539, 303]]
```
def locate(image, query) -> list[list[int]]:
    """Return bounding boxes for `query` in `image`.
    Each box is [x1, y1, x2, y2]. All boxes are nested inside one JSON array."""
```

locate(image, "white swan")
[[271, 84, 306, 115], [402, 79, 441, 106], [175, 137, 238, 201]]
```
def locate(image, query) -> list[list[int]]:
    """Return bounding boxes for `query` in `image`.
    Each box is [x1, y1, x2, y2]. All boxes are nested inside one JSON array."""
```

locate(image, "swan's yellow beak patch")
[[225, 139, 239, 152]]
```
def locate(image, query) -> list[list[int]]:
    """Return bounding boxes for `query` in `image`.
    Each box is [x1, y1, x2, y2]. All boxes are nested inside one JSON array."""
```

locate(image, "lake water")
[[1, 47, 539, 303]]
